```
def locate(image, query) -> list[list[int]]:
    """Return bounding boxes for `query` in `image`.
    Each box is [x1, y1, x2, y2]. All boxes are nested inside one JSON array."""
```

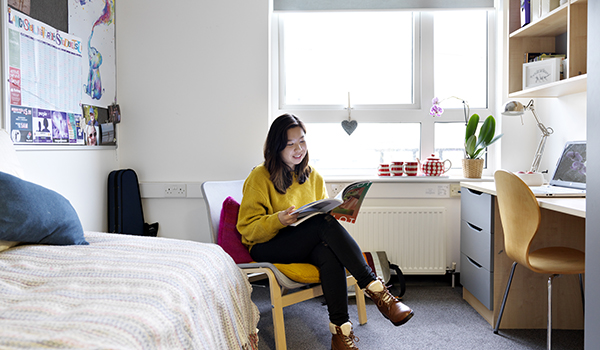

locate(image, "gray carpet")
[[250, 275, 584, 350]]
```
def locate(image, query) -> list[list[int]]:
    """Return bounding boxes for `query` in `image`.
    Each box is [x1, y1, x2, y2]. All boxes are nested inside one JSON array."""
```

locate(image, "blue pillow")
[[0, 172, 88, 245]]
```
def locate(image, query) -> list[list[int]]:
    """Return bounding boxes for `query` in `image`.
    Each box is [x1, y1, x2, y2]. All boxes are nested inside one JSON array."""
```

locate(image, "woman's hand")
[[278, 206, 299, 226]]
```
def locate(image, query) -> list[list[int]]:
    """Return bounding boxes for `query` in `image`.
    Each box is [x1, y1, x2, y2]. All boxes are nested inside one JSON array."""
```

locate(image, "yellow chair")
[[201, 180, 367, 350], [493, 170, 585, 350]]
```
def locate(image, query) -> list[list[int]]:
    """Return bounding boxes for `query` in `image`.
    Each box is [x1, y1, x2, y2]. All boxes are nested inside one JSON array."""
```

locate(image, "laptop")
[[529, 141, 586, 197]]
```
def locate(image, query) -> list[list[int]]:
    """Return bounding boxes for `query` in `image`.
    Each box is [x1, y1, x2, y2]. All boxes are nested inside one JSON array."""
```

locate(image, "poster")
[[4, 7, 84, 145], [69, 0, 116, 108]]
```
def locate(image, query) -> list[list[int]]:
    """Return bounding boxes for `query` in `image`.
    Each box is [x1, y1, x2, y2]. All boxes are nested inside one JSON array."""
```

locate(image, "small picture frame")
[[522, 57, 561, 89], [109, 104, 121, 124]]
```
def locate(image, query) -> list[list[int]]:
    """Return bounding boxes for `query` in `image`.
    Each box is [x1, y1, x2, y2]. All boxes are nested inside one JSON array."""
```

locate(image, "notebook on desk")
[[529, 141, 586, 197]]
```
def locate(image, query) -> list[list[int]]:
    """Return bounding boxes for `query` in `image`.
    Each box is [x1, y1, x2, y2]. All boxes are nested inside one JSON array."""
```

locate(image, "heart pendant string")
[[342, 92, 357, 135]]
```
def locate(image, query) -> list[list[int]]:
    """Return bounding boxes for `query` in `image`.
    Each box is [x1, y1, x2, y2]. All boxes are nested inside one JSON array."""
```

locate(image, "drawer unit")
[[460, 186, 495, 311], [461, 253, 493, 310], [460, 220, 493, 271], [460, 187, 494, 231]]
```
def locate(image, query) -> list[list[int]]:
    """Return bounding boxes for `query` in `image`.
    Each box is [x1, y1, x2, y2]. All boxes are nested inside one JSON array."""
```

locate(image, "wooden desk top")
[[461, 181, 586, 218]]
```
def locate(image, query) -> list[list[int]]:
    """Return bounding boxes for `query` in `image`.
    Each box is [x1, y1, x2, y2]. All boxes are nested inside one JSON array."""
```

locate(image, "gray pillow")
[[0, 172, 88, 245]]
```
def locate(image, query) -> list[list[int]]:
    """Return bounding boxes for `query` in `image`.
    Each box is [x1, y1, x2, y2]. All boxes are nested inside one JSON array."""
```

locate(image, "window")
[[307, 123, 420, 176], [280, 12, 415, 107], [272, 10, 495, 176]]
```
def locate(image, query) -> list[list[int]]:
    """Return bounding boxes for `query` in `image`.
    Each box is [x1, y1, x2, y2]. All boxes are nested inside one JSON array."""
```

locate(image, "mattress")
[[0, 232, 260, 349]]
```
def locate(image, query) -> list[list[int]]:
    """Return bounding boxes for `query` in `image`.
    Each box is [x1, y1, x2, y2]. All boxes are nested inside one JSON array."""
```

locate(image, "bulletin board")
[[1, 0, 117, 147]]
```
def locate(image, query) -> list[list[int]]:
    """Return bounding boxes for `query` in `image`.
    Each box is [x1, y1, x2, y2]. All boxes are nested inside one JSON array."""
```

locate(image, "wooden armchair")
[[201, 180, 367, 350]]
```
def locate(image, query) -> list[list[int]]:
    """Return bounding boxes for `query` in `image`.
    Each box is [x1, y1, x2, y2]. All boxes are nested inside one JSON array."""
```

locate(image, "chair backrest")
[[494, 170, 541, 268], [201, 180, 245, 244]]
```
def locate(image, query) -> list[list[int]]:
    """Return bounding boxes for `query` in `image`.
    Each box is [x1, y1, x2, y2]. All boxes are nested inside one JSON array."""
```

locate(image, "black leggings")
[[249, 214, 377, 325]]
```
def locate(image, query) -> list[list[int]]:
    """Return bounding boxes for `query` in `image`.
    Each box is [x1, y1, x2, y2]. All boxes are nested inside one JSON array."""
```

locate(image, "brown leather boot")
[[330, 322, 359, 350], [365, 278, 414, 326]]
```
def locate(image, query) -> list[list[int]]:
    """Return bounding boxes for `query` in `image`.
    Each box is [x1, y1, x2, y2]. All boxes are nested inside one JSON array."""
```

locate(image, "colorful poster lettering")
[[9, 67, 21, 105], [6, 8, 82, 113], [4, 8, 85, 145], [10, 105, 33, 143]]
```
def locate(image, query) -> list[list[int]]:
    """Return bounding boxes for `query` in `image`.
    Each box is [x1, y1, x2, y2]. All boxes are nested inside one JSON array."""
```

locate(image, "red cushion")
[[218, 197, 253, 263]]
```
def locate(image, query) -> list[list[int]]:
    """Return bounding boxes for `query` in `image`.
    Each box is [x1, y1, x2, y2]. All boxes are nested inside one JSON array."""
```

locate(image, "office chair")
[[201, 180, 367, 350], [493, 170, 585, 350]]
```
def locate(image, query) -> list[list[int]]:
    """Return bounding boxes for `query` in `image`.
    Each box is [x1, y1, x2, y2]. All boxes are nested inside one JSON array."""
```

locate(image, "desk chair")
[[493, 170, 585, 350], [201, 180, 367, 350]]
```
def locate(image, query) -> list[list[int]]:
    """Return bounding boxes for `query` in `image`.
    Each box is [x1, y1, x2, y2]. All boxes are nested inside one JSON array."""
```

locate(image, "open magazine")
[[290, 181, 372, 226]]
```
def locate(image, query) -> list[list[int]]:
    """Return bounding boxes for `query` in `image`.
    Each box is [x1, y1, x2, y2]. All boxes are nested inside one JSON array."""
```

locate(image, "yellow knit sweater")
[[236, 164, 328, 248]]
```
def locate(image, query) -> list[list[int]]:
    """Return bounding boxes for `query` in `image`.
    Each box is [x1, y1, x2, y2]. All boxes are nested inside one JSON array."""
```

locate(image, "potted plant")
[[462, 114, 502, 178]]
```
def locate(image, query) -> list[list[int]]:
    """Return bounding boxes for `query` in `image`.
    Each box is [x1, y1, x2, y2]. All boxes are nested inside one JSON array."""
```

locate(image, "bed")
[[0, 129, 259, 349], [0, 232, 260, 349]]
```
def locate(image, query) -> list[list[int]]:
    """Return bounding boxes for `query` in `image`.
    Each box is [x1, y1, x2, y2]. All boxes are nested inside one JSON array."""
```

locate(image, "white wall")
[[114, 0, 270, 240], [15, 149, 119, 232], [500, 93, 587, 176], [586, 1, 600, 346]]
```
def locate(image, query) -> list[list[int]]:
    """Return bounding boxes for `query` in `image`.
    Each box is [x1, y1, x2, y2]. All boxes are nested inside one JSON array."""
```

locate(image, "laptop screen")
[[549, 141, 586, 190]]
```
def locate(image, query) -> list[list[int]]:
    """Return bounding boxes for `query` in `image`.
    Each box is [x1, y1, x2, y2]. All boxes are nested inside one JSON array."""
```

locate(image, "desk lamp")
[[502, 99, 554, 173]]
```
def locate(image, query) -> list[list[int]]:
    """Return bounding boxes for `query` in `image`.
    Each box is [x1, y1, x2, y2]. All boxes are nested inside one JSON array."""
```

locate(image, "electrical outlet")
[[437, 184, 449, 197], [164, 183, 187, 197], [450, 184, 461, 197]]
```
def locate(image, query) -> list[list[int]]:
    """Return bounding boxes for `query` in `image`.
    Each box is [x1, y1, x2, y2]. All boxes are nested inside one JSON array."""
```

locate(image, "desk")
[[463, 181, 585, 218], [460, 181, 585, 330]]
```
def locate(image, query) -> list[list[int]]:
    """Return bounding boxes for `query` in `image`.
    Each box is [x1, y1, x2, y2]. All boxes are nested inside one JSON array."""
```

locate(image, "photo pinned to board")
[[82, 104, 115, 146]]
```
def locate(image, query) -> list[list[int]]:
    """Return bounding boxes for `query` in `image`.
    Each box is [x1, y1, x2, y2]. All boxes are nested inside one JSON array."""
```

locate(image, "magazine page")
[[289, 180, 372, 226], [290, 198, 342, 218], [331, 181, 372, 224]]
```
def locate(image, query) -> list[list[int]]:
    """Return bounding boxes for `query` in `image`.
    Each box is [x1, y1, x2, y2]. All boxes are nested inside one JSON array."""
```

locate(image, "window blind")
[[274, 0, 495, 11]]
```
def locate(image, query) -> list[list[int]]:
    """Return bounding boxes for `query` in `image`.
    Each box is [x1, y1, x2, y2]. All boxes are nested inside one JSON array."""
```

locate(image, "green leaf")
[[465, 134, 477, 158], [472, 148, 485, 158], [465, 114, 479, 142], [487, 134, 503, 147], [476, 115, 495, 148]]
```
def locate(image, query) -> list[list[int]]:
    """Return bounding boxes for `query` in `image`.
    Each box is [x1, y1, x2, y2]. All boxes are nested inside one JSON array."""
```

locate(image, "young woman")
[[237, 114, 414, 349]]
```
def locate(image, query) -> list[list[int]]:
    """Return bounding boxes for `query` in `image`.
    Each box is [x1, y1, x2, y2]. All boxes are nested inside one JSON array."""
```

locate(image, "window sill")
[[324, 175, 494, 183]]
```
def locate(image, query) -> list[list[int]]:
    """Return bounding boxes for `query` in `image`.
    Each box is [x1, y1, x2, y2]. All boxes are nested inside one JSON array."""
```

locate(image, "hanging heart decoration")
[[341, 119, 358, 135]]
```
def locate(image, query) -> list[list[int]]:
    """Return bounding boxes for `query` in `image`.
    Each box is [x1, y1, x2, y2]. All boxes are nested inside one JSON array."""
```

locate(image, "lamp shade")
[[502, 101, 526, 116]]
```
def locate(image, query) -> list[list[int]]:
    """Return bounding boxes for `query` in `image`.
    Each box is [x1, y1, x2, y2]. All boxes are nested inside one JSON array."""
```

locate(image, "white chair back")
[[201, 180, 244, 244]]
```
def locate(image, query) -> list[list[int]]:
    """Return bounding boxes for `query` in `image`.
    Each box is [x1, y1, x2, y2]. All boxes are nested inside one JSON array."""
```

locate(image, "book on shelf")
[[289, 180, 372, 226], [524, 52, 566, 63], [521, 0, 531, 27]]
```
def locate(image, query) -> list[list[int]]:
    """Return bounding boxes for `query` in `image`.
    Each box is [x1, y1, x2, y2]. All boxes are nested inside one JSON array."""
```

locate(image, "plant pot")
[[462, 158, 484, 178]]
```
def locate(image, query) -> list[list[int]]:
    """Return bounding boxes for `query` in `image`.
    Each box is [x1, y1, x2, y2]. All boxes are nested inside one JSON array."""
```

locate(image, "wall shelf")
[[508, 73, 587, 98], [507, 0, 587, 97]]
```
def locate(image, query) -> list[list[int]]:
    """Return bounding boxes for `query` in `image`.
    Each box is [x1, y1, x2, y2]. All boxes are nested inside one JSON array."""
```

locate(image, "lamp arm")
[[530, 134, 548, 173], [530, 107, 554, 137], [528, 106, 553, 173]]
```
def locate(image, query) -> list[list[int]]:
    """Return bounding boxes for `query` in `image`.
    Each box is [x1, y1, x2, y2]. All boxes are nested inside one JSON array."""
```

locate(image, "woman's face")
[[280, 126, 307, 169]]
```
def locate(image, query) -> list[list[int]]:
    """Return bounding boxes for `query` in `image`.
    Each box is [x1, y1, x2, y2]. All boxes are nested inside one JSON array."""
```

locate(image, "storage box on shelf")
[[507, 0, 587, 98]]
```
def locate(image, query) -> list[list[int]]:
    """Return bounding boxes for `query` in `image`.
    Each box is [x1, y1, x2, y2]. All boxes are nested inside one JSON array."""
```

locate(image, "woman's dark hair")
[[264, 114, 312, 194]]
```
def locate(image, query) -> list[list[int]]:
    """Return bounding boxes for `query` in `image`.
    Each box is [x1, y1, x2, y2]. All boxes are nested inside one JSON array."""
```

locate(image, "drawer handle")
[[467, 222, 483, 232], [467, 188, 483, 196], [467, 256, 482, 269]]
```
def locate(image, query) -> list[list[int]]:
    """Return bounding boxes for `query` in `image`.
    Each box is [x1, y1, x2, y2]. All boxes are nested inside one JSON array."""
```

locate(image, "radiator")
[[340, 207, 447, 275]]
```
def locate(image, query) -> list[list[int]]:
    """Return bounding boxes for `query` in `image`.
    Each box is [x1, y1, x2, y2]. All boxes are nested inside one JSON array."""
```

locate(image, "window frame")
[[270, 10, 497, 177]]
